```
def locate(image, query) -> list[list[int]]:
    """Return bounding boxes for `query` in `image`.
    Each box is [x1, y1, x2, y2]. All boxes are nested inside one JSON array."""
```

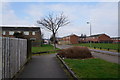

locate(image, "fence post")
[[117, 49, 119, 52], [27, 40, 32, 60]]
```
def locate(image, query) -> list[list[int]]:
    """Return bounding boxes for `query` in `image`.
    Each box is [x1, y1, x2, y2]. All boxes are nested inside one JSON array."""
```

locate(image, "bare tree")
[[41, 33, 44, 46], [37, 12, 70, 49]]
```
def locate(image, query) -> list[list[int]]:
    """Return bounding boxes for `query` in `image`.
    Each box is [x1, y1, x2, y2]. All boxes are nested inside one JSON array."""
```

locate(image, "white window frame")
[[2, 31, 6, 35], [32, 32, 35, 35], [24, 31, 29, 35], [9, 31, 14, 35], [30, 38, 36, 41], [17, 31, 21, 33]]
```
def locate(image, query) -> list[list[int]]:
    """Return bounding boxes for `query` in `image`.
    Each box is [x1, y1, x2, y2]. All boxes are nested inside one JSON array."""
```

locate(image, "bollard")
[[117, 49, 119, 52]]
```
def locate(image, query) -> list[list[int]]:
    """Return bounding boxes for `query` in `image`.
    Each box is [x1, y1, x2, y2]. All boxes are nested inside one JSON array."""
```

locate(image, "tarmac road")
[[17, 54, 68, 78]]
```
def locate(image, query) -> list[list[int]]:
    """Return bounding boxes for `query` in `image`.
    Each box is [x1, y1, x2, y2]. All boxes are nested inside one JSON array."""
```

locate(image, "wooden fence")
[[0, 28, 1, 79], [1, 37, 29, 79]]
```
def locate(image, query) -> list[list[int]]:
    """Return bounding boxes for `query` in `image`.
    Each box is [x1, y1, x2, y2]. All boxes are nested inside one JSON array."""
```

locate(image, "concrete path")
[[91, 52, 119, 64], [56, 44, 73, 49], [17, 54, 68, 78], [90, 49, 120, 56], [56, 44, 119, 64]]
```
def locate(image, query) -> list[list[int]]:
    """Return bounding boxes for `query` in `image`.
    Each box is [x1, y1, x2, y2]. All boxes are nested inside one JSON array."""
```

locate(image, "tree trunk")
[[53, 32, 56, 50]]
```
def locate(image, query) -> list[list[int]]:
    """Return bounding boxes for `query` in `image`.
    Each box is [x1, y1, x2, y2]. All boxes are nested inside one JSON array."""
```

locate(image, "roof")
[[1, 27, 41, 31], [63, 34, 78, 38], [111, 37, 120, 39], [89, 34, 105, 37], [0, 25, 37, 27]]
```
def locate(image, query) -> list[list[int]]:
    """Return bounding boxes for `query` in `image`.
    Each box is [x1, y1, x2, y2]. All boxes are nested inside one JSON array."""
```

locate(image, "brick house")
[[1, 25, 42, 46], [79, 34, 112, 43], [111, 37, 120, 43], [58, 34, 79, 44]]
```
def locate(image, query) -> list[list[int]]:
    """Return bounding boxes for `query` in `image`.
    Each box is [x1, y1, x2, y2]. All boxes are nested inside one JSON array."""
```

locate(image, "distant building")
[[79, 34, 112, 43], [1, 25, 42, 46], [58, 34, 79, 44], [111, 37, 120, 43], [79, 34, 87, 43], [43, 39, 50, 44]]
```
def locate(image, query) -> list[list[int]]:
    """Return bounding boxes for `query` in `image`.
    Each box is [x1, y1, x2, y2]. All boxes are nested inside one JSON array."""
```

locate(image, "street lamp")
[[87, 22, 92, 47]]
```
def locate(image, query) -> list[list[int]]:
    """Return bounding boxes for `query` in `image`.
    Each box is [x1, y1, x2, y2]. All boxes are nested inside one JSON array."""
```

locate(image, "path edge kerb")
[[56, 55, 78, 80]]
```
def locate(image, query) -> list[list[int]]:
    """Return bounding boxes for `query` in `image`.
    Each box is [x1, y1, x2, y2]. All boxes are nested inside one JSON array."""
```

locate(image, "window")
[[30, 38, 36, 41], [17, 31, 21, 33], [9, 31, 14, 35], [32, 32, 35, 35], [2, 31, 6, 35], [24, 31, 29, 35]]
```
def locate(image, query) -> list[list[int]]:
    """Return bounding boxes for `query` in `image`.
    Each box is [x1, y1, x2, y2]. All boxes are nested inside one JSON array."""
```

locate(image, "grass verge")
[[72, 43, 119, 51], [32, 44, 59, 55], [64, 58, 120, 78]]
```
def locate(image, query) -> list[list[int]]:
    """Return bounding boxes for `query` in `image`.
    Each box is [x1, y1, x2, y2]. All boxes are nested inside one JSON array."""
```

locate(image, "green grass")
[[64, 58, 120, 78], [32, 44, 59, 53], [72, 43, 119, 50]]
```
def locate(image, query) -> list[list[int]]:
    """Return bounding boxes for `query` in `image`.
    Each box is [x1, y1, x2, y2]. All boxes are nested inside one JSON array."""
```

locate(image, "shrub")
[[57, 46, 93, 59]]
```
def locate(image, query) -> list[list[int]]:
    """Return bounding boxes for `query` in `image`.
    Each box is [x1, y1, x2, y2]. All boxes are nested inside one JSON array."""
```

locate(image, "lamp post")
[[87, 22, 92, 47]]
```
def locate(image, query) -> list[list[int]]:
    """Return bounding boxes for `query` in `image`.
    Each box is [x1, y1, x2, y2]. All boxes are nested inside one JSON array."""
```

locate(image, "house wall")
[[111, 38, 120, 43], [98, 34, 112, 42], [2, 31, 41, 41], [58, 35, 79, 44], [2, 27, 42, 46], [70, 35, 79, 44], [80, 34, 112, 43], [23, 31, 41, 41]]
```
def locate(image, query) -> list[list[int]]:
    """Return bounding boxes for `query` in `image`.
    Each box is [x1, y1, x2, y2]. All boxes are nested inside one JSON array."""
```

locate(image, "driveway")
[[17, 54, 68, 78], [56, 44, 119, 64]]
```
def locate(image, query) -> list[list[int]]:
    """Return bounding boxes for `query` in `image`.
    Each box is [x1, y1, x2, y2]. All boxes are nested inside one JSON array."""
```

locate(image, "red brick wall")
[[84, 34, 111, 43], [23, 31, 41, 41], [2, 31, 41, 41], [98, 34, 111, 42], [70, 35, 79, 44]]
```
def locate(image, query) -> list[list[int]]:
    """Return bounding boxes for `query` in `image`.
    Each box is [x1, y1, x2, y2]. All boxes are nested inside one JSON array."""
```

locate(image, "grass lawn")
[[32, 44, 59, 53], [64, 58, 120, 78], [72, 43, 119, 50]]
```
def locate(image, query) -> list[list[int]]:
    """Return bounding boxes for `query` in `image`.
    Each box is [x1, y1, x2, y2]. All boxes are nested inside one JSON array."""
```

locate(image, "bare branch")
[[37, 12, 70, 49]]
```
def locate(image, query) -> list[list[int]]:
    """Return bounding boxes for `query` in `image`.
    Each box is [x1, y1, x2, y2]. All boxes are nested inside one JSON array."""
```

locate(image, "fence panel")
[[1, 37, 28, 79], [0, 37, 2, 80]]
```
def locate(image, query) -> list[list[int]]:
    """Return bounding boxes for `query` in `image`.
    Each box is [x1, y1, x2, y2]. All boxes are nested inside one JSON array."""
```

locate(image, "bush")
[[57, 46, 93, 59]]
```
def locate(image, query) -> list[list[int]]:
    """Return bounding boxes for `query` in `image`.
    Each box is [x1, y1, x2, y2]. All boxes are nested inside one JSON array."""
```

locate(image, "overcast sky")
[[0, 1, 118, 38]]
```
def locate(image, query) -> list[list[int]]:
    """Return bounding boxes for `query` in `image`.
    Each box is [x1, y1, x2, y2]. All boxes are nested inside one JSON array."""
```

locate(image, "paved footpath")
[[17, 54, 68, 78], [56, 44, 119, 64]]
